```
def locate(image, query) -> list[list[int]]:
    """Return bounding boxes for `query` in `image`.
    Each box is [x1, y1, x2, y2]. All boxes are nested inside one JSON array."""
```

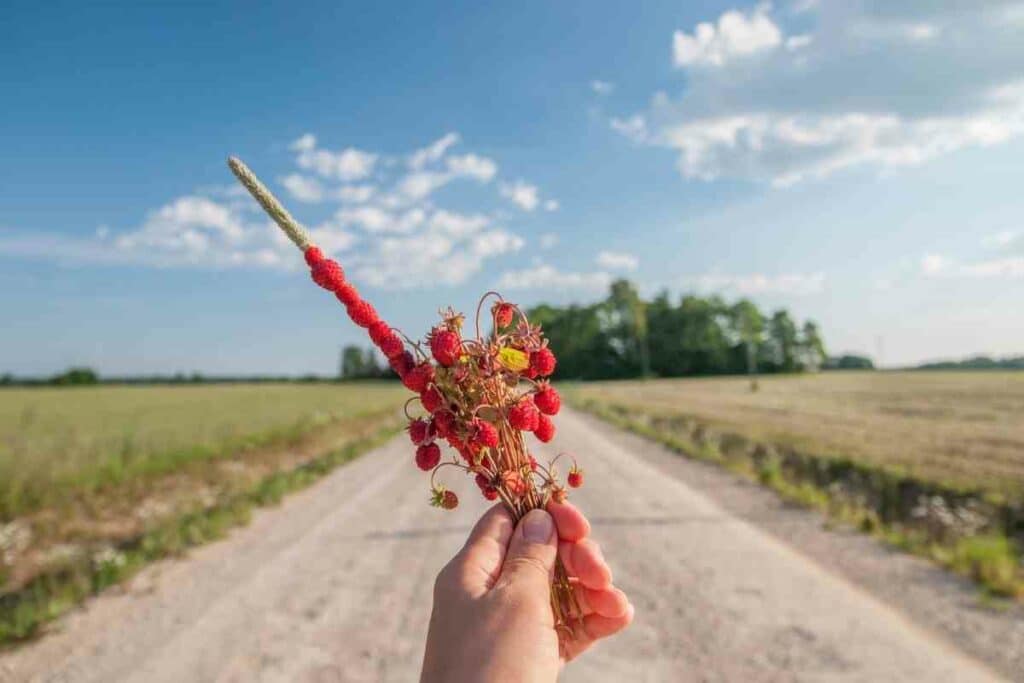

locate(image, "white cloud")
[[595, 250, 639, 271], [409, 132, 460, 170], [539, 233, 559, 249], [921, 250, 1024, 280], [333, 184, 375, 203], [687, 271, 825, 295], [397, 171, 451, 201], [785, 34, 812, 50], [591, 80, 615, 95], [543, 199, 559, 212], [673, 5, 782, 68], [500, 181, 540, 211], [446, 153, 498, 182], [497, 264, 612, 292], [292, 134, 377, 181], [614, 2, 1024, 187], [921, 253, 950, 275], [335, 206, 425, 234], [982, 230, 1019, 249], [280, 174, 324, 203], [428, 210, 490, 237], [610, 115, 649, 143]]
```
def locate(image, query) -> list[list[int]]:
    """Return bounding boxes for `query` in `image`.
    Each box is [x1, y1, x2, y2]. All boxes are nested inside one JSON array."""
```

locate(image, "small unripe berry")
[[530, 347, 556, 377], [508, 398, 540, 431], [533, 414, 556, 443], [567, 466, 584, 489], [534, 384, 561, 416], [415, 443, 441, 471], [493, 302, 515, 328], [550, 486, 568, 504], [430, 328, 461, 367]]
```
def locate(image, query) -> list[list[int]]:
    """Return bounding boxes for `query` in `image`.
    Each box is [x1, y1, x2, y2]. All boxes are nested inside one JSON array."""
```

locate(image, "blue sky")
[[2, 0, 1023, 375]]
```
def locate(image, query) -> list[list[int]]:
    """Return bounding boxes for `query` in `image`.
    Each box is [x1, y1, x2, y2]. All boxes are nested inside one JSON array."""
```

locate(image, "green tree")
[[767, 310, 799, 372]]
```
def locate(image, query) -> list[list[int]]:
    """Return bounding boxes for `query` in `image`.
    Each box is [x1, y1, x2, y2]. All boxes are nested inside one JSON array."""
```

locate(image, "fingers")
[[454, 504, 515, 595], [494, 508, 558, 595], [547, 501, 590, 542], [571, 585, 630, 619], [562, 604, 635, 663], [559, 538, 612, 590]]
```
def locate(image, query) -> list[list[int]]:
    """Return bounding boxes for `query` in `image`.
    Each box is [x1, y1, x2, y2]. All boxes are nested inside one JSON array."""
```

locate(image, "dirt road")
[[1, 408, 1013, 682]]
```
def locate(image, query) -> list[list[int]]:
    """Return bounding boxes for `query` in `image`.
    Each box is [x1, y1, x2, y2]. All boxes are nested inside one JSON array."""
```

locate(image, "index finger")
[[547, 500, 590, 542]]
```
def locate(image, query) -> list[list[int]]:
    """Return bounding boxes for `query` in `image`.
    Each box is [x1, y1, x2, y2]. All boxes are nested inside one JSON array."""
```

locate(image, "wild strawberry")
[[421, 385, 444, 413], [471, 418, 499, 449], [528, 454, 538, 471], [533, 414, 556, 443], [434, 409, 456, 438], [475, 472, 491, 490], [402, 362, 434, 393], [303, 246, 324, 266], [334, 281, 360, 306], [415, 443, 441, 471], [534, 384, 561, 416], [441, 490, 459, 510], [493, 301, 515, 328], [430, 328, 461, 367], [567, 466, 584, 489], [482, 486, 499, 501], [311, 259, 344, 290], [347, 300, 380, 328], [408, 418, 431, 445], [389, 350, 415, 377], [550, 485, 568, 504], [530, 347, 556, 377], [368, 320, 392, 346], [508, 398, 540, 431], [378, 333, 405, 360]]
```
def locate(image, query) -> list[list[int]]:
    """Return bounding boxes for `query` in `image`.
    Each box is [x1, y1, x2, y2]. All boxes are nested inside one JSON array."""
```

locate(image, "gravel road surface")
[[1, 408, 1016, 682]]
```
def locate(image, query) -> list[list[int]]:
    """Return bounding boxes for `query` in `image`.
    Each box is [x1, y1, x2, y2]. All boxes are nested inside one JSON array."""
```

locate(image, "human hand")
[[420, 502, 633, 683]]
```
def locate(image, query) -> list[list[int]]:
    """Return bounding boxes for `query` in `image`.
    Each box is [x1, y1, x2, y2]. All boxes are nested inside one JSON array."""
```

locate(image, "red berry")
[[530, 348, 556, 377], [441, 490, 459, 510], [534, 385, 561, 416], [304, 246, 324, 266], [334, 282, 360, 306], [408, 418, 431, 445], [475, 472, 491, 490], [533, 414, 556, 443], [508, 398, 540, 431], [347, 300, 380, 328], [378, 333, 404, 360], [502, 470, 527, 497], [472, 419, 499, 449], [389, 350, 415, 377], [421, 385, 444, 413], [528, 454, 538, 471], [567, 467, 584, 489], [434, 409, 456, 438], [493, 302, 515, 328], [311, 259, 345, 291], [415, 443, 441, 471], [403, 363, 434, 393], [483, 486, 499, 501], [430, 328, 461, 367], [368, 320, 392, 346]]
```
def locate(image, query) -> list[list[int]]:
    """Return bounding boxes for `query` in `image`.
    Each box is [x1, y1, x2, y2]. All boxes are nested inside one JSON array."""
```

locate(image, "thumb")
[[497, 508, 557, 594]]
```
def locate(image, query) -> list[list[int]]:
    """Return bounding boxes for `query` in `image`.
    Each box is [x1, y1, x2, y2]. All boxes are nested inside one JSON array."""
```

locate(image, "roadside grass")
[[0, 382, 408, 644], [570, 381, 1024, 602], [0, 422, 400, 643]]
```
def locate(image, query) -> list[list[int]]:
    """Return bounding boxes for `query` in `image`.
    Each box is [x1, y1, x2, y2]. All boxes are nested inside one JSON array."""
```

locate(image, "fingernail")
[[522, 509, 554, 543]]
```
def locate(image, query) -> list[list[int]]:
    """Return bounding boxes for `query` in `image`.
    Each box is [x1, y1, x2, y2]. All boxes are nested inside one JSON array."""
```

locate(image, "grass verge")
[[573, 397, 1024, 601], [0, 424, 399, 644]]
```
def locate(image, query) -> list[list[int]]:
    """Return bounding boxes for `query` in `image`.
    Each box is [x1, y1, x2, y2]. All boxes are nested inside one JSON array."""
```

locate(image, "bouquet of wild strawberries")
[[228, 157, 585, 635]]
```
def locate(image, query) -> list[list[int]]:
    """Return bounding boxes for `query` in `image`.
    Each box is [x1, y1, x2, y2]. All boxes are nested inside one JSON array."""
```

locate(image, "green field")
[[0, 383, 407, 520]]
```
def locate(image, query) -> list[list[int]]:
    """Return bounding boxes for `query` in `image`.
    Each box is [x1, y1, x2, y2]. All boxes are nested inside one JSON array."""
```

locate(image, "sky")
[[2, 0, 1023, 375]]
